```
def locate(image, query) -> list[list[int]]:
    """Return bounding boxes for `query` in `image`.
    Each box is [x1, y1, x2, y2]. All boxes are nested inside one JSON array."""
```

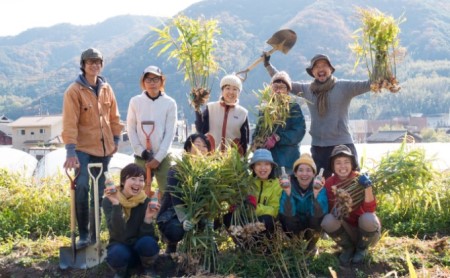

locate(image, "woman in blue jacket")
[[252, 71, 306, 175], [279, 153, 328, 253]]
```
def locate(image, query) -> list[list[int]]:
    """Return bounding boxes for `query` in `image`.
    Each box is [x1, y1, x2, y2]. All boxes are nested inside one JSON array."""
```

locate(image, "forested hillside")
[[0, 0, 449, 124]]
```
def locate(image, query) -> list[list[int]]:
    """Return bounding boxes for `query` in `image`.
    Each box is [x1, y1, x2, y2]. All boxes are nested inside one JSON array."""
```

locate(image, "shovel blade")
[[266, 29, 297, 54], [84, 243, 107, 268], [59, 243, 106, 269], [59, 246, 88, 269]]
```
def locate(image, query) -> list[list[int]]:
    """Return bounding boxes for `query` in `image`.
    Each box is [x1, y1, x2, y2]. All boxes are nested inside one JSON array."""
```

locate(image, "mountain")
[[1, 0, 449, 125]]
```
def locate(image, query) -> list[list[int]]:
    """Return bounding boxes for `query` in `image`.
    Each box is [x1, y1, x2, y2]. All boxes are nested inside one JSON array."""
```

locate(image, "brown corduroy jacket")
[[62, 80, 123, 157]]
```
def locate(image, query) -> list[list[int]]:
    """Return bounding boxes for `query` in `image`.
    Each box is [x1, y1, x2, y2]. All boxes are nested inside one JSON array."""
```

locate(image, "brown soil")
[[1, 237, 449, 278]]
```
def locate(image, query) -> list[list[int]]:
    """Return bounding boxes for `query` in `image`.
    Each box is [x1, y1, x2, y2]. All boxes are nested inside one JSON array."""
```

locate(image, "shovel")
[[59, 163, 106, 269], [141, 121, 155, 197], [59, 169, 84, 269], [236, 29, 297, 81]]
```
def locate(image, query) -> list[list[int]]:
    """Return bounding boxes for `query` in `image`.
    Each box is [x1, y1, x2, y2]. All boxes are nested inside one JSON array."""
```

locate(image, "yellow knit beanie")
[[293, 153, 316, 174]]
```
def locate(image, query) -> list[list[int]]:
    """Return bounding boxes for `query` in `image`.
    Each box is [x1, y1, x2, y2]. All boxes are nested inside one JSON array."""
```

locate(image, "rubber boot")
[[328, 226, 355, 265], [305, 231, 320, 255], [140, 255, 158, 277], [352, 229, 380, 264], [113, 266, 128, 278], [106, 260, 129, 278], [165, 242, 177, 254], [76, 203, 90, 249], [89, 208, 101, 244]]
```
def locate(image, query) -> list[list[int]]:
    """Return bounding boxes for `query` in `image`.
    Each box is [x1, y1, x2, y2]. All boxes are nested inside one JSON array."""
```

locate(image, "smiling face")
[[294, 164, 315, 189], [221, 85, 240, 104], [121, 175, 145, 198], [83, 58, 102, 78], [312, 60, 333, 82], [332, 156, 353, 179], [253, 161, 273, 180]]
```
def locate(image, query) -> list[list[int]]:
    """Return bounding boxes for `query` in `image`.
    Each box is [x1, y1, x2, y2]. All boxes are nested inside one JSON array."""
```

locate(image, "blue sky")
[[0, 0, 202, 36]]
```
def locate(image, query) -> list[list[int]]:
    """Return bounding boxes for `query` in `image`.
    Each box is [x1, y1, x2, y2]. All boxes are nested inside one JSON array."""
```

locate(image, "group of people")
[[61, 47, 381, 277]]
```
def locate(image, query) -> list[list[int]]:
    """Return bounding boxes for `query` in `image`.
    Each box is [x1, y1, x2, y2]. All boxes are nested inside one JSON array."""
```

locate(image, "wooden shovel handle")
[[145, 164, 153, 198]]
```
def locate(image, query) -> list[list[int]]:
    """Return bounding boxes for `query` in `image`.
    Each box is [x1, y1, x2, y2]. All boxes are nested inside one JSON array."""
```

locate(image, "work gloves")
[[245, 195, 257, 209], [183, 220, 194, 231], [264, 133, 279, 149], [358, 173, 373, 188], [262, 51, 271, 67], [141, 149, 153, 161]]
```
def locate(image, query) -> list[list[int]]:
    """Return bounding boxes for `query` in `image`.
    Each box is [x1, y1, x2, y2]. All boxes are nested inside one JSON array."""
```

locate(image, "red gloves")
[[264, 133, 279, 149], [245, 195, 257, 209]]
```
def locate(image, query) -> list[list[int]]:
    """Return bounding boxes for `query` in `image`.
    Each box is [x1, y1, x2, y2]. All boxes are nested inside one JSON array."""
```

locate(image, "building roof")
[[8, 115, 62, 128], [366, 130, 422, 143]]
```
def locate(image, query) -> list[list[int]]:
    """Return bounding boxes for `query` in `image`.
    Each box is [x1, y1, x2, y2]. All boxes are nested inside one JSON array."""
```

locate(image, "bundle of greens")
[[150, 15, 220, 111], [350, 7, 405, 93], [171, 146, 254, 274], [251, 85, 291, 150]]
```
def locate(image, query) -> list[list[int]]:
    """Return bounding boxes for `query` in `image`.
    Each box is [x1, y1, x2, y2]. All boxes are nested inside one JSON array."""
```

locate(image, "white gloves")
[[183, 220, 194, 231]]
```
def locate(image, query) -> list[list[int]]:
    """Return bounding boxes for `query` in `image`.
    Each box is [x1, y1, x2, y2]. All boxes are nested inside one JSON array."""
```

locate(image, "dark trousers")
[[106, 236, 160, 268]]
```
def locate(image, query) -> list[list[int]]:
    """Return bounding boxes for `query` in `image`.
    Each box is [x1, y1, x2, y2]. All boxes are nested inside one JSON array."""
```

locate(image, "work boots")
[[140, 255, 159, 277], [75, 203, 90, 249], [352, 229, 380, 264], [328, 226, 355, 265], [165, 242, 177, 254]]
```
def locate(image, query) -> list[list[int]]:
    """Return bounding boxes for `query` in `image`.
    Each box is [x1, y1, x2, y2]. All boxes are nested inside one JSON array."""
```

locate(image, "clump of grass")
[[150, 15, 220, 112], [251, 85, 291, 150], [350, 7, 405, 93], [172, 146, 255, 274], [0, 169, 69, 241], [371, 138, 450, 237]]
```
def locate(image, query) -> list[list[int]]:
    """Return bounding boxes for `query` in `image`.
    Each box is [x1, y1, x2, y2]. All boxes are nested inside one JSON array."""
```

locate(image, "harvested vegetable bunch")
[[150, 15, 220, 111], [252, 85, 291, 150], [350, 7, 405, 93], [331, 174, 365, 219], [171, 145, 254, 273]]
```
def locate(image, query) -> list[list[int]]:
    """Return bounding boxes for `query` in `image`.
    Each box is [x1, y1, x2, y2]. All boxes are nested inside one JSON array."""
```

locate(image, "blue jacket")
[[279, 174, 328, 224], [254, 101, 306, 173]]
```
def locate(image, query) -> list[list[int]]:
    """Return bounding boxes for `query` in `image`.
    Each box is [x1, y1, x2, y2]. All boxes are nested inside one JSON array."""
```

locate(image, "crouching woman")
[[102, 163, 160, 277], [279, 153, 328, 253], [321, 145, 381, 265]]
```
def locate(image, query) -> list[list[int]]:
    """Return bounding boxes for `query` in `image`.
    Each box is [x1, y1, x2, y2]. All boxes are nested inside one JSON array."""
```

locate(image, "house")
[[8, 115, 63, 152], [0, 115, 12, 145], [366, 130, 422, 143]]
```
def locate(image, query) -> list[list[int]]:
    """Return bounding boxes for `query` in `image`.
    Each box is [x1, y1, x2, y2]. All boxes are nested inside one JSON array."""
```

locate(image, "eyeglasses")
[[85, 59, 102, 66], [272, 84, 288, 91], [144, 77, 161, 83]]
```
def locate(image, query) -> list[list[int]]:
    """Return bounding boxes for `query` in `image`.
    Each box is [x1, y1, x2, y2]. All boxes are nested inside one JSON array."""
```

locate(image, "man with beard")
[[263, 53, 371, 178]]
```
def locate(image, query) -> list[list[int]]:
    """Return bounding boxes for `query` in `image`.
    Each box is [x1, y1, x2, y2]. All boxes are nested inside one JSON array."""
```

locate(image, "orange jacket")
[[62, 78, 123, 157]]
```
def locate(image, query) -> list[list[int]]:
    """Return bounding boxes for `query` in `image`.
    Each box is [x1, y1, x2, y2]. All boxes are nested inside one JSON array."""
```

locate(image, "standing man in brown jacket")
[[62, 47, 123, 248]]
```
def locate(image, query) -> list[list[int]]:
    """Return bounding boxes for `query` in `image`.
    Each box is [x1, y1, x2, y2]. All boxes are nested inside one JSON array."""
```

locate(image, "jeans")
[[106, 236, 160, 268], [158, 216, 185, 244], [74, 151, 111, 238], [74, 150, 111, 206]]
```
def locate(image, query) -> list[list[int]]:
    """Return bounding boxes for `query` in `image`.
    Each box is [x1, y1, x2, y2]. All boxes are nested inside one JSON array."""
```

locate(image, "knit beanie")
[[271, 71, 292, 91], [220, 74, 242, 92], [293, 153, 317, 174]]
